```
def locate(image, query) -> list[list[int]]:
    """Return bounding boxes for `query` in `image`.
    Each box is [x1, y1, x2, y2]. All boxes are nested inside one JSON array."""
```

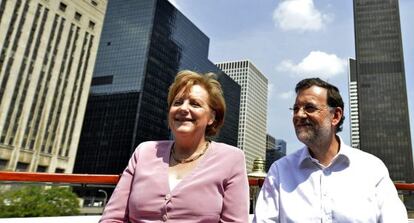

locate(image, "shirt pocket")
[[331, 190, 378, 222]]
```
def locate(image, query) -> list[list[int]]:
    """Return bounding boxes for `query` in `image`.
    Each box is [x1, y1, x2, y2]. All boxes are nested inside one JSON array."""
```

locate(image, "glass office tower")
[[74, 0, 240, 174], [353, 0, 413, 182]]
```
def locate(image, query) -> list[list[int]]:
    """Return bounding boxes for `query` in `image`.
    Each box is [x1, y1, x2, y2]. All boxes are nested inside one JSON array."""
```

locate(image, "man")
[[253, 78, 407, 222]]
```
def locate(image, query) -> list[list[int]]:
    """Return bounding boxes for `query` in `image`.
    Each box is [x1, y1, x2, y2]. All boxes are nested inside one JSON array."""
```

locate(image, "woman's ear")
[[209, 110, 216, 125]]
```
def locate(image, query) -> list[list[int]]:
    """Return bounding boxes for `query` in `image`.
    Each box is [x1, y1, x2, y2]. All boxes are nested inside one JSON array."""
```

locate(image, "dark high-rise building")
[[265, 148, 285, 173], [265, 138, 286, 172], [353, 0, 413, 182], [275, 139, 287, 155], [74, 0, 240, 174], [266, 134, 276, 151]]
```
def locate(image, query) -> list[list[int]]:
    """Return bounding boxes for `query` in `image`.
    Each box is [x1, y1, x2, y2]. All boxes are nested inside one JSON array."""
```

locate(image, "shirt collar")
[[298, 135, 351, 168]]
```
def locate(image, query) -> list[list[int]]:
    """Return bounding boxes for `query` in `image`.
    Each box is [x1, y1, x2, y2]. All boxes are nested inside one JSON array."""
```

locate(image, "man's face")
[[292, 86, 334, 146]]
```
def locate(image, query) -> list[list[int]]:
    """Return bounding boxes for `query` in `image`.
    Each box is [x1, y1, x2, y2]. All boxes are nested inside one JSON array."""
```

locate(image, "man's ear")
[[331, 107, 343, 127]]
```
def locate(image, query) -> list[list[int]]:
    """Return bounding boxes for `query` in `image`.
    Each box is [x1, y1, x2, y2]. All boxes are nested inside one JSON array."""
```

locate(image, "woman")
[[100, 70, 249, 222]]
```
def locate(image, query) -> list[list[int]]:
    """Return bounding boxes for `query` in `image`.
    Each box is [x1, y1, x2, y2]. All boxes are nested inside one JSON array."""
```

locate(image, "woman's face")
[[168, 84, 215, 139]]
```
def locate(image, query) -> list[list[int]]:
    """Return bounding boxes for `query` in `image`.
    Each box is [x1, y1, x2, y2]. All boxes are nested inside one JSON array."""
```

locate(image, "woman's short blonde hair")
[[168, 70, 226, 137]]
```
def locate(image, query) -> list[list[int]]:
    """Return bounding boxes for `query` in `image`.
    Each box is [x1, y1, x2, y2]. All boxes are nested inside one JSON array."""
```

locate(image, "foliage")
[[0, 186, 80, 217]]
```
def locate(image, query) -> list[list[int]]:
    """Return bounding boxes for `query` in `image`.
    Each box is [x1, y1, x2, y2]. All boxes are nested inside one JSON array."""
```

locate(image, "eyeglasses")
[[289, 103, 331, 115]]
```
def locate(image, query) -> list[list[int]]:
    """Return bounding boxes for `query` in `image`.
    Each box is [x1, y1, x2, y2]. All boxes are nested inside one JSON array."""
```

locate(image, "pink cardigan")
[[100, 141, 249, 223]]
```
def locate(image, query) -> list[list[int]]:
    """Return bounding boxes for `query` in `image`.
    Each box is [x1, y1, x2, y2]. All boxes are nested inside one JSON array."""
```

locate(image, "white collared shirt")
[[253, 136, 408, 223]]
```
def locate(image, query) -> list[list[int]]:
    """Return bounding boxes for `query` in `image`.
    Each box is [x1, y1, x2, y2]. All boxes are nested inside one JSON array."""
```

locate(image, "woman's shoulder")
[[210, 141, 244, 157], [135, 140, 172, 153], [208, 141, 246, 175], [138, 140, 171, 147]]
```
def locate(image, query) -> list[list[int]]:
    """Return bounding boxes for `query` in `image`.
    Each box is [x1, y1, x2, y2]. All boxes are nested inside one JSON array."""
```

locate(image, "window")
[[55, 168, 65, 173], [74, 12, 82, 21], [36, 165, 47, 172], [92, 75, 113, 86], [91, 0, 98, 6], [89, 20, 95, 29], [0, 159, 8, 170], [16, 162, 29, 172], [59, 2, 67, 12]]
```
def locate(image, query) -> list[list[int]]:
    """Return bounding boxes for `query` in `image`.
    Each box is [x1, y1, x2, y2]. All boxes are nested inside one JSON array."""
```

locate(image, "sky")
[[168, 0, 414, 155]]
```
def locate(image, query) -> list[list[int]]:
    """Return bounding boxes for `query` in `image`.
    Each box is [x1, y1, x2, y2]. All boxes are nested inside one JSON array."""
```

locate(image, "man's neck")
[[308, 135, 340, 167]]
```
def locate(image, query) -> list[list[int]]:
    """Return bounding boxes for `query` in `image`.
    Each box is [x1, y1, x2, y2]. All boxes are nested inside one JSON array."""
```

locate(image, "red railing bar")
[[0, 171, 413, 191], [0, 171, 119, 184], [395, 182, 414, 191], [248, 177, 265, 186]]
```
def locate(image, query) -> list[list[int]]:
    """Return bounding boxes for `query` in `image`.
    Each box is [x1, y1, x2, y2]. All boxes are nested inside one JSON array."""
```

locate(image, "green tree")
[[0, 186, 80, 217]]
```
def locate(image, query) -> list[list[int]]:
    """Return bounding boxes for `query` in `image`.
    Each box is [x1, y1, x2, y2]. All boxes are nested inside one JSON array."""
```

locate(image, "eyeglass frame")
[[289, 103, 333, 115]]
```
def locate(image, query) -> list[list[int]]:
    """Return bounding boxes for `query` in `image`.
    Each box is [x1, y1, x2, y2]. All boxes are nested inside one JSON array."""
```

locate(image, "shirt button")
[[162, 214, 168, 221], [165, 194, 171, 201]]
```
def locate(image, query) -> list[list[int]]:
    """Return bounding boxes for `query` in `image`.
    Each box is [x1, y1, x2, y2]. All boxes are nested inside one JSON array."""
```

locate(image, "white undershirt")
[[169, 175, 182, 191]]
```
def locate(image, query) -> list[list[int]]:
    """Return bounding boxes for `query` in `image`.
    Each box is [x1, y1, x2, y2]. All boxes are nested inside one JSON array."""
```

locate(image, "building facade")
[[265, 138, 286, 173], [353, 0, 413, 182], [216, 60, 268, 171], [0, 0, 106, 173], [265, 135, 287, 172], [73, 0, 240, 174], [348, 58, 360, 149], [266, 134, 276, 151], [275, 139, 287, 155]]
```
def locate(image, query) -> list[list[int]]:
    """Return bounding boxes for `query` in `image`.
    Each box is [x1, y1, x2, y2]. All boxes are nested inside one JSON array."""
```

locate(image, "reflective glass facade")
[[353, 0, 413, 182], [74, 0, 240, 174]]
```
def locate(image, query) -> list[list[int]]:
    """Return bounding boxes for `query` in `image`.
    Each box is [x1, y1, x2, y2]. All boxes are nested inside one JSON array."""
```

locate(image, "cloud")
[[273, 0, 332, 32], [277, 51, 347, 79]]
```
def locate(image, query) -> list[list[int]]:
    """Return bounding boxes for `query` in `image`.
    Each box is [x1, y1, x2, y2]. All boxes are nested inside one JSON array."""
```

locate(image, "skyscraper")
[[266, 134, 276, 151], [265, 148, 285, 173], [353, 0, 413, 182], [265, 137, 286, 172], [216, 60, 268, 171], [0, 0, 106, 173], [275, 139, 287, 155], [74, 0, 240, 174], [348, 58, 360, 149]]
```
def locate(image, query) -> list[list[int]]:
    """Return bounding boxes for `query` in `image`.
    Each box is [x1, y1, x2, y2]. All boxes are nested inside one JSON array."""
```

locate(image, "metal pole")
[[98, 189, 108, 207]]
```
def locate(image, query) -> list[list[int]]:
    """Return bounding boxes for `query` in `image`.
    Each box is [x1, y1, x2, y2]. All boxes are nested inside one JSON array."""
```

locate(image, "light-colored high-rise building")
[[0, 0, 107, 173], [348, 58, 360, 149], [216, 60, 268, 171]]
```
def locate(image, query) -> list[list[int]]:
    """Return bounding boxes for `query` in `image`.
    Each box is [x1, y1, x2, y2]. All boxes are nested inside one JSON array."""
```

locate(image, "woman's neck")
[[174, 136, 208, 156]]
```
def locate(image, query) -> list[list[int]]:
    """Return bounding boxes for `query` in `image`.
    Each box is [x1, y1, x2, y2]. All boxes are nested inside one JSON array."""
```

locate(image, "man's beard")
[[295, 118, 331, 146]]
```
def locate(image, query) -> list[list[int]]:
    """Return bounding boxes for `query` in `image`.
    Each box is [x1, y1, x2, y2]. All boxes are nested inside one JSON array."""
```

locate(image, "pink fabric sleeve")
[[220, 151, 250, 223], [99, 146, 140, 223]]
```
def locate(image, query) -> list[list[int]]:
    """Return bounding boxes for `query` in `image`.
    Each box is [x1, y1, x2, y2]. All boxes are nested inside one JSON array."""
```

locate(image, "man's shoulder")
[[341, 144, 388, 170], [343, 144, 383, 162]]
